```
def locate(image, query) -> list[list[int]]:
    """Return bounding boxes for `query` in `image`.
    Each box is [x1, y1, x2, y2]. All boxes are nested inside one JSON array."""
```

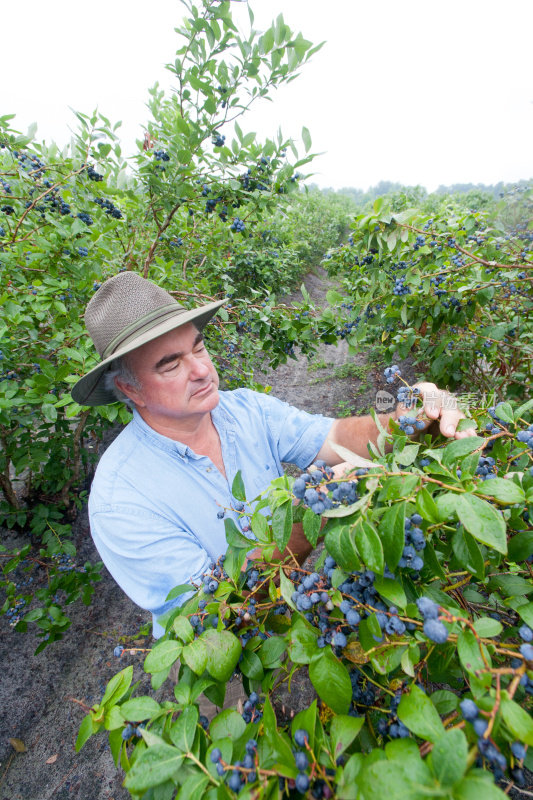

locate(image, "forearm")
[[317, 412, 394, 465]]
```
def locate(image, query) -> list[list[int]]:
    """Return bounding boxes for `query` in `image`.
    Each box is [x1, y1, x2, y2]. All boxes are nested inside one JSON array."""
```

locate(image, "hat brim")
[[71, 298, 226, 406]]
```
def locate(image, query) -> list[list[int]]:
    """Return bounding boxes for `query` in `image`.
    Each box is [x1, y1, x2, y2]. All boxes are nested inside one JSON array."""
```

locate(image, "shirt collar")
[[131, 395, 234, 457]]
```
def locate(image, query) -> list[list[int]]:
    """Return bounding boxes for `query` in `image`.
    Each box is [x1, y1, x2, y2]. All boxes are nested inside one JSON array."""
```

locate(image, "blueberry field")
[[1, 1, 533, 798]]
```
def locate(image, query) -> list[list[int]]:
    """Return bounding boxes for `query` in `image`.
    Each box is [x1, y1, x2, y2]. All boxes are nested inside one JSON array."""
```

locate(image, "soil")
[[0, 268, 434, 800]]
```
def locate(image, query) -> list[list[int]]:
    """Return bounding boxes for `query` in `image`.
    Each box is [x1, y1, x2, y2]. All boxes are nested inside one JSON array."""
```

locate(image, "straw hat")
[[71, 272, 225, 406]]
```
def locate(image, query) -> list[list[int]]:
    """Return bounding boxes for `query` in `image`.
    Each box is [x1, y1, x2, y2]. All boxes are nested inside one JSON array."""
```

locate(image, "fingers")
[[411, 382, 476, 439]]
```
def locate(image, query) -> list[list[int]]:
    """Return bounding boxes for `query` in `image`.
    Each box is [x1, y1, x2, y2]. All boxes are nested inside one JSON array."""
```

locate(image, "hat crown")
[[85, 272, 181, 358]]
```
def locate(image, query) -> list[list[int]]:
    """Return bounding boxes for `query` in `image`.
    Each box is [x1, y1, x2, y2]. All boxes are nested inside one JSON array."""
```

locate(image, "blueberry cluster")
[[78, 246, 88, 257], [94, 196, 123, 219], [516, 425, 533, 450], [0, 177, 11, 194], [392, 275, 411, 296], [1, 205, 15, 215], [231, 217, 245, 233], [77, 212, 93, 226], [397, 384, 420, 409], [384, 364, 401, 383], [200, 557, 228, 595], [169, 236, 183, 247], [460, 699, 509, 780], [210, 737, 258, 791], [15, 150, 46, 177], [377, 692, 410, 739], [292, 460, 362, 515], [416, 597, 449, 643], [397, 414, 426, 435], [5, 597, 27, 627], [398, 514, 426, 572], [122, 722, 145, 741], [153, 150, 170, 162], [212, 134, 225, 147], [413, 235, 425, 251], [87, 165, 103, 182], [472, 455, 496, 481]]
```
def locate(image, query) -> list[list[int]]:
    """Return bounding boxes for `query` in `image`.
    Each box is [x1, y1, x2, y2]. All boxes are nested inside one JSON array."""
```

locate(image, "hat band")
[[101, 303, 185, 359]]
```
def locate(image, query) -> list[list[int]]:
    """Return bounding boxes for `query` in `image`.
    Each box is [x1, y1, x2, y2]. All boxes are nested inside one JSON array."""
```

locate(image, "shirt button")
[[206, 467, 212, 472]]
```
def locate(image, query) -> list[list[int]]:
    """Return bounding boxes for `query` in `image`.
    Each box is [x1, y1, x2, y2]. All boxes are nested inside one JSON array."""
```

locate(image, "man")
[[72, 271, 475, 637]]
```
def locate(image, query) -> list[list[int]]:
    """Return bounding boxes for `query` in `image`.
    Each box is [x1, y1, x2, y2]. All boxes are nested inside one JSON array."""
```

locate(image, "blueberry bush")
[[0, 0, 350, 649], [322, 188, 532, 398], [78, 367, 533, 798]]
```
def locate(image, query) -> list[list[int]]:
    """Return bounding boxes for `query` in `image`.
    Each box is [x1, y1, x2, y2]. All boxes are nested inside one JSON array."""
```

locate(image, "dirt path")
[[0, 268, 417, 800]]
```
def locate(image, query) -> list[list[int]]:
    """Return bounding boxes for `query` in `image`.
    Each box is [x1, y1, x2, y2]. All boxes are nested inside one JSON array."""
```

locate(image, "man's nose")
[[188, 354, 210, 378]]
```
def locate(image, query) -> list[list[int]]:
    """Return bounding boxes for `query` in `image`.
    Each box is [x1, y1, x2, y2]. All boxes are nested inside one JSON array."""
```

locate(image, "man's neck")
[[136, 406, 215, 448]]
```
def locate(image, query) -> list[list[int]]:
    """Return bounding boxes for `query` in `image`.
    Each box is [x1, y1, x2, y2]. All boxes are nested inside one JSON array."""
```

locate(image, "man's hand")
[[396, 382, 477, 439]]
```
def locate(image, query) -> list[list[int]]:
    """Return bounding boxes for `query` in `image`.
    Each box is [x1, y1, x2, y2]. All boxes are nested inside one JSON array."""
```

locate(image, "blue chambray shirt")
[[89, 388, 333, 637]]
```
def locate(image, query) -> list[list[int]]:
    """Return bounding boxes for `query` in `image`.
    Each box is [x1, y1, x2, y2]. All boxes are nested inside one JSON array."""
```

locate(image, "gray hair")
[[104, 356, 142, 407]]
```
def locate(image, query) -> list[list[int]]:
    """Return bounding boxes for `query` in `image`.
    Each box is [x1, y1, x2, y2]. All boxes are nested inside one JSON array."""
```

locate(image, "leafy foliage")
[[323, 189, 532, 398], [79, 390, 533, 798], [0, 0, 348, 647]]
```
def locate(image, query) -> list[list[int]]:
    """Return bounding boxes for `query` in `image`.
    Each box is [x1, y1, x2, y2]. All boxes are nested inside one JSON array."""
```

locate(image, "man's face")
[[117, 323, 220, 429]]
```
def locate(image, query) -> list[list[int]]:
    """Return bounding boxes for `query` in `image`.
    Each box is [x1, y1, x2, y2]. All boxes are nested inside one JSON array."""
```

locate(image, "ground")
[[0, 268, 422, 800]]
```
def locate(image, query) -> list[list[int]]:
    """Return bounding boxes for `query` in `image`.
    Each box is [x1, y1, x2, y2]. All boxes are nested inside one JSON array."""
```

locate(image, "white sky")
[[2, 0, 532, 191]]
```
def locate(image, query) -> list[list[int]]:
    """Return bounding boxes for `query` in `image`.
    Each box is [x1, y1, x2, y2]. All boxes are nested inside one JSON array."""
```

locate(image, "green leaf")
[[397, 685, 445, 743], [508, 531, 533, 563], [430, 728, 468, 786], [231, 470, 246, 502], [240, 649, 264, 680], [435, 491, 458, 522], [210, 708, 247, 741], [330, 715, 364, 760], [324, 525, 360, 572], [101, 665, 133, 707], [455, 494, 507, 554], [517, 602, 533, 628], [489, 574, 533, 597], [169, 705, 198, 751], [259, 636, 287, 669], [378, 502, 406, 571], [442, 436, 484, 466], [473, 617, 503, 637], [475, 478, 525, 505], [415, 488, 440, 523], [358, 756, 435, 800], [379, 475, 419, 500], [181, 638, 208, 675], [144, 640, 182, 673], [177, 773, 210, 800], [124, 743, 184, 792], [75, 714, 94, 752], [354, 519, 384, 574], [173, 616, 195, 643], [200, 629, 241, 682], [120, 696, 161, 722], [309, 648, 351, 714], [373, 576, 407, 609], [453, 775, 508, 800], [288, 618, 319, 664], [224, 518, 253, 549], [457, 630, 490, 677], [271, 500, 293, 552], [395, 444, 420, 467], [303, 506, 321, 547], [500, 697, 533, 746], [493, 402, 514, 424], [301, 126, 312, 152]]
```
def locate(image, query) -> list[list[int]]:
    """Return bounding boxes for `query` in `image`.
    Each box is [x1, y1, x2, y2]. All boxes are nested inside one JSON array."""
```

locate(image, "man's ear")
[[115, 377, 145, 407]]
